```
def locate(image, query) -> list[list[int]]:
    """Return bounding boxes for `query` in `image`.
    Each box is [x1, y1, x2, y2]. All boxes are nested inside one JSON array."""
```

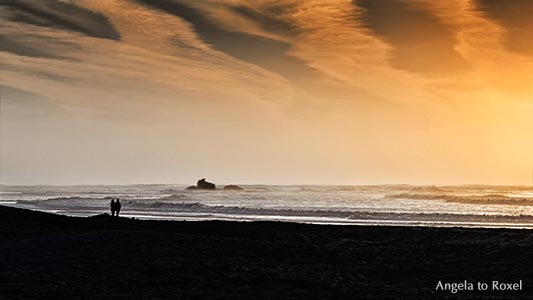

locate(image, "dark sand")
[[1, 205, 532, 299]]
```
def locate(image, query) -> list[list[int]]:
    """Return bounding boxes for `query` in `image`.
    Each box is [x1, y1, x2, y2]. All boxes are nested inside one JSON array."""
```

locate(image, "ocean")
[[1, 184, 533, 228]]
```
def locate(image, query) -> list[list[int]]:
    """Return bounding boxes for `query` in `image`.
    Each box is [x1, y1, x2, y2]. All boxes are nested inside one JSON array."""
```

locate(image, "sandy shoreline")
[[1, 205, 532, 299]]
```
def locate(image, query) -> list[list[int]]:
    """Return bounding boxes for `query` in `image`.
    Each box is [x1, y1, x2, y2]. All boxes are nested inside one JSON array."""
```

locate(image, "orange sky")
[[1, 0, 533, 185]]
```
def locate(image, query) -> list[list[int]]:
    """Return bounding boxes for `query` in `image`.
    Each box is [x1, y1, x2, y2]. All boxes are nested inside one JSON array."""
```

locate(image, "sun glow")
[[1, 0, 532, 185]]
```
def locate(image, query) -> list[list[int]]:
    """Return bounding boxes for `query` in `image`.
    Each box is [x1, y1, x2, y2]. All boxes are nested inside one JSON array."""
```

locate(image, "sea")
[[1, 184, 533, 228]]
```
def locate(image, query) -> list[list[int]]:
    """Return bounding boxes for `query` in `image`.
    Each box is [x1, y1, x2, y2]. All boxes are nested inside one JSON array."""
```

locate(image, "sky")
[[1, 0, 533, 185]]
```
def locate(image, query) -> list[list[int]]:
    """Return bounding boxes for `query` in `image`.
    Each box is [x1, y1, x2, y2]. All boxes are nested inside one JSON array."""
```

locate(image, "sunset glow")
[[1, 0, 533, 185]]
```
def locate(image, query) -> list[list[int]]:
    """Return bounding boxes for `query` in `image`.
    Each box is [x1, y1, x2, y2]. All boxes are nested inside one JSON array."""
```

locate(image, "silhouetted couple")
[[110, 199, 121, 217]]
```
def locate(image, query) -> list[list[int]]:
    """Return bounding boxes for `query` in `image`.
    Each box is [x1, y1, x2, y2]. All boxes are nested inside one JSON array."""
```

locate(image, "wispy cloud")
[[1, 0, 297, 112]]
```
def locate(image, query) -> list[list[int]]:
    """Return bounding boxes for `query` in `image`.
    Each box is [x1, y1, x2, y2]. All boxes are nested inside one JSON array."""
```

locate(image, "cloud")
[[0, 0, 298, 113], [475, 0, 533, 58], [1, 0, 120, 40], [0, 34, 65, 59], [0, 85, 68, 119], [417, 0, 533, 96], [355, 0, 469, 75], [132, 0, 316, 82], [228, 4, 300, 38]]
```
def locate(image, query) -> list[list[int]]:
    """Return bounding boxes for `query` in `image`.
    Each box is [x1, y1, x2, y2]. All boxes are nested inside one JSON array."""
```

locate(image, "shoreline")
[[6, 202, 533, 229], [1, 205, 532, 299]]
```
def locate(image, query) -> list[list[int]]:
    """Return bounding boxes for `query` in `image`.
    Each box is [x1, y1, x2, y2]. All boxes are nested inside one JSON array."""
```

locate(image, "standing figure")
[[110, 199, 116, 217], [115, 199, 122, 217]]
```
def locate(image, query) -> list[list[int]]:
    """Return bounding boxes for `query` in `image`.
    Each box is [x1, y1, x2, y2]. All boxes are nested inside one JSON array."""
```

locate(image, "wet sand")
[[1, 205, 532, 299]]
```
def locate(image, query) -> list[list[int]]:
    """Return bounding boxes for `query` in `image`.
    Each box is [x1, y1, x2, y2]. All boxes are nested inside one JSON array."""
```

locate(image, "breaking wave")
[[386, 193, 533, 205]]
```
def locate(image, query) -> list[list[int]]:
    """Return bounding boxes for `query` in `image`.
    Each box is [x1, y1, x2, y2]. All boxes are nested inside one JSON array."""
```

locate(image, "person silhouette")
[[110, 199, 116, 217], [115, 199, 122, 217]]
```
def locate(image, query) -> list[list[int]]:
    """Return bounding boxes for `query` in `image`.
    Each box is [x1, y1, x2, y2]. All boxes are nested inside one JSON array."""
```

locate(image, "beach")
[[1, 205, 532, 299]]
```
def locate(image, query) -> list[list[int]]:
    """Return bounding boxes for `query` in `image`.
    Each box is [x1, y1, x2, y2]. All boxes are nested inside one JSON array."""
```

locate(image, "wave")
[[16, 197, 102, 204], [49, 200, 533, 224], [386, 193, 533, 205], [112, 201, 533, 221], [15, 193, 190, 204], [408, 186, 448, 193]]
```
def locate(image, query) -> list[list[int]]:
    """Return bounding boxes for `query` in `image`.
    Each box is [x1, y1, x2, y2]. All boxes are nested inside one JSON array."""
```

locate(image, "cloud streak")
[[475, 0, 533, 58], [1, 0, 120, 40]]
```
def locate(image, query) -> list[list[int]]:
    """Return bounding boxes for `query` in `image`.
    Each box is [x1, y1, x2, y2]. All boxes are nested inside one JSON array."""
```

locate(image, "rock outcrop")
[[197, 178, 216, 189], [223, 185, 243, 191]]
